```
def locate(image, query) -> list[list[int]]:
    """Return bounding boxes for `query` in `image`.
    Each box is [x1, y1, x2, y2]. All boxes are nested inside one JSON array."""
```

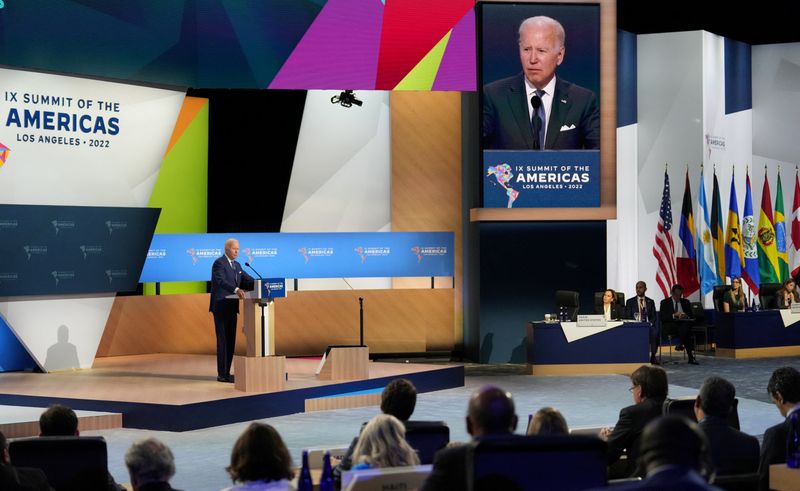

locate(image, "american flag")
[[653, 170, 677, 298]]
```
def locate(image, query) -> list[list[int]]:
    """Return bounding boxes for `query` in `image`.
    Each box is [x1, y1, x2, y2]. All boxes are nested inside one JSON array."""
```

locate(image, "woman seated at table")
[[723, 277, 747, 312], [596, 289, 623, 321], [775, 278, 800, 309]]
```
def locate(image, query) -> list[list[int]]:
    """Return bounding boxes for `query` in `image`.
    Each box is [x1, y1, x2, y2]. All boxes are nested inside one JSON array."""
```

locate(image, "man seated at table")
[[625, 281, 658, 365], [659, 284, 698, 365]]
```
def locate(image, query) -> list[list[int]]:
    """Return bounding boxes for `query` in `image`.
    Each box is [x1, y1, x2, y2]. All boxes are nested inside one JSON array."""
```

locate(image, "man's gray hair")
[[519, 16, 565, 48], [125, 438, 176, 486]]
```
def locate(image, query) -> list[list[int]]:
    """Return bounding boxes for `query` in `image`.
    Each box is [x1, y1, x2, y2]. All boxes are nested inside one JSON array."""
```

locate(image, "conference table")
[[526, 320, 650, 376], [715, 310, 800, 358]]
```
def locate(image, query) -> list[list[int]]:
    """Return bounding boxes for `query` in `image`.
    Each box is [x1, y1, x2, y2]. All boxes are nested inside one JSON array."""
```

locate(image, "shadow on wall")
[[44, 324, 80, 372], [480, 333, 494, 363], [508, 336, 527, 363]]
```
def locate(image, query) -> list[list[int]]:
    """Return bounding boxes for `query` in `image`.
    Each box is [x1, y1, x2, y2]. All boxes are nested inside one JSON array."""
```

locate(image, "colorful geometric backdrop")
[[0, 0, 476, 90]]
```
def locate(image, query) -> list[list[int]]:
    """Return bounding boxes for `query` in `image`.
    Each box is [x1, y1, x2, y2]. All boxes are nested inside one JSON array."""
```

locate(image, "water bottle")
[[319, 451, 335, 491], [298, 450, 313, 491], [788, 412, 800, 468]]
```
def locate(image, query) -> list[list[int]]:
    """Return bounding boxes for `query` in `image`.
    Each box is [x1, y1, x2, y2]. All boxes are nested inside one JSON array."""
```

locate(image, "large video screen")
[[479, 2, 600, 208]]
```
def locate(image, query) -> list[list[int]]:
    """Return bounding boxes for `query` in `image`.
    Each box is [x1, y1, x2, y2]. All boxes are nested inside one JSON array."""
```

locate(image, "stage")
[[0, 354, 464, 432]]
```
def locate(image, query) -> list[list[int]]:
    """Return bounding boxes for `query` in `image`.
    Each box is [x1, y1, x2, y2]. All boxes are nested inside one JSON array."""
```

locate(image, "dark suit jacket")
[[659, 297, 693, 323], [0, 464, 53, 491], [607, 397, 666, 478], [483, 74, 600, 150], [595, 303, 624, 320], [759, 414, 793, 491], [625, 296, 657, 323], [698, 416, 759, 476], [419, 442, 469, 491], [587, 466, 721, 491], [209, 255, 253, 315]]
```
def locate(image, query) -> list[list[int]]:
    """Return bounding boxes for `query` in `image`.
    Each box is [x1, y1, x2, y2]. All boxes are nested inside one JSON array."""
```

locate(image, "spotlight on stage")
[[331, 90, 362, 108]]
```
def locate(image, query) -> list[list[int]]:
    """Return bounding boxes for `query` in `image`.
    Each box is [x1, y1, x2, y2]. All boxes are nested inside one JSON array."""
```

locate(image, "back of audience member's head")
[[352, 414, 420, 468], [639, 416, 713, 479], [767, 366, 800, 406], [630, 365, 668, 401], [39, 404, 79, 436], [381, 378, 417, 421], [697, 376, 735, 418], [0, 430, 7, 464], [125, 438, 176, 490], [467, 385, 518, 437], [227, 423, 294, 484], [526, 407, 568, 435]]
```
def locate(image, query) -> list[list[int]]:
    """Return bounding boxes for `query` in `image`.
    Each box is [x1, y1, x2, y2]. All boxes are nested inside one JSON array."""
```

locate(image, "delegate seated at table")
[[723, 277, 747, 313], [775, 278, 800, 309], [596, 289, 623, 321], [659, 284, 698, 365]]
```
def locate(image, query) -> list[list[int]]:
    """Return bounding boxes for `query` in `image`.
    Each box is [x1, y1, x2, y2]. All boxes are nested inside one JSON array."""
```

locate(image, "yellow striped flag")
[[758, 170, 780, 284]]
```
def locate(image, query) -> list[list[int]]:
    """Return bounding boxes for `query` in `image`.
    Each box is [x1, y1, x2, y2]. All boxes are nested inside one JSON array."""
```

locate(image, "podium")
[[233, 280, 286, 392], [318, 346, 370, 381]]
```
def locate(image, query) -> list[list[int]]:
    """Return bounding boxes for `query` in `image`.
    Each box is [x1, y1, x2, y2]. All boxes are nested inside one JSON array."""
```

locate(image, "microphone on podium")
[[244, 262, 270, 301]]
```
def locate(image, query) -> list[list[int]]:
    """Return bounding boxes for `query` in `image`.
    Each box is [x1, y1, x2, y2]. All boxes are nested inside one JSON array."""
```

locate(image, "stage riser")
[[0, 367, 464, 432], [305, 393, 382, 412], [0, 414, 122, 439]]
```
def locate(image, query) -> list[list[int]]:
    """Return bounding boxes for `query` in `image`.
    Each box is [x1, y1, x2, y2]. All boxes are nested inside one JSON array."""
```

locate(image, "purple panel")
[[269, 0, 384, 90], [432, 8, 476, 91]]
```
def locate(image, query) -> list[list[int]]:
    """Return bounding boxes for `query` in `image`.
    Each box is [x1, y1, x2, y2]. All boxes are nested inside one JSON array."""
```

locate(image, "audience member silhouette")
[[350, 414, 420, 471], [38, 404, 123, 491], [0, 429, 52, 491], [601, 365, 668, 478], [590, 416, 720, 490], [526, 407, 568, 435], [38, 404, 79, 437], [759, 366, 800, 491], [693, 376, 759, 476], [420, 384, 518, 491], [223, 422, 294, 491], [125, 438, 182, 491]]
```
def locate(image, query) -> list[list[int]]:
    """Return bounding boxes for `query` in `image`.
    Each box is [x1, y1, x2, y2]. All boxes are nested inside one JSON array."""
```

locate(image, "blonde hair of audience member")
[[526, 407, 569, 435], [226, 422, 294, 488], [352, 414, 420, 469]]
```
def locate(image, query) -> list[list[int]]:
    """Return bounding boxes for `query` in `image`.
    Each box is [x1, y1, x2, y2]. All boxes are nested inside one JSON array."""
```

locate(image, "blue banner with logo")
[[483, 150, 600, 208], [140, 232, 454, 282], [0, 204, 160, 296]]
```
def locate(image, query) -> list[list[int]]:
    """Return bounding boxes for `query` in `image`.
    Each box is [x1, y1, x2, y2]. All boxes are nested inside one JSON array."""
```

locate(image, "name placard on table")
[[577, 314, 606, 328]]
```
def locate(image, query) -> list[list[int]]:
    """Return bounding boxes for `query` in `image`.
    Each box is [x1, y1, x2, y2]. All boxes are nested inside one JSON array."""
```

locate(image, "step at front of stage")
[[0, 405, 122, 438]]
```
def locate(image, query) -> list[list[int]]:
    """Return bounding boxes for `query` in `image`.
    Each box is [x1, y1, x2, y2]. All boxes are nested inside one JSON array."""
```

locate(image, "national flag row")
[[653, 166, 800, 298]]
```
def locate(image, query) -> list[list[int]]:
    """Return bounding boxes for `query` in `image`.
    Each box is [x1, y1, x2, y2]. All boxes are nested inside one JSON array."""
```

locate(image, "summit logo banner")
[[483, 150, 599, 208], [354, 246, 390, 263]]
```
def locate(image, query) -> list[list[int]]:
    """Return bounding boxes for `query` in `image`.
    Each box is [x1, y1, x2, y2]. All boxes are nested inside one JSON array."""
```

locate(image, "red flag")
[[791, 170, 800, 279], [653, 171, 676, 298]]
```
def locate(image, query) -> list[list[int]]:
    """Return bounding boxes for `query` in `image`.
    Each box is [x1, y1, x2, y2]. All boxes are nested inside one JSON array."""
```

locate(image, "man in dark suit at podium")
[[209, 238, 253, 383], [625, 281, 658, 365], [659, 284, 697, 365]]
